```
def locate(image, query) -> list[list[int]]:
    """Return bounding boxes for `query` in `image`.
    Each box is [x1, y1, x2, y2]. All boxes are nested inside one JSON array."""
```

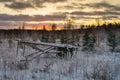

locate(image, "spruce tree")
[[61, 36, 67, 44], [82, 32, 90, 51], [41, 35, 48, 42], [107, 31, 117, 52], [89, 35, 96, 51], [118, 36, 120, 45], [82, 32, 96, 51]]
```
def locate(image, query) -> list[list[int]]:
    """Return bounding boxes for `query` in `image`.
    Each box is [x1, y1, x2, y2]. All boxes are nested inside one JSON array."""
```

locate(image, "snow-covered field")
[[0, 39, 120, 80]]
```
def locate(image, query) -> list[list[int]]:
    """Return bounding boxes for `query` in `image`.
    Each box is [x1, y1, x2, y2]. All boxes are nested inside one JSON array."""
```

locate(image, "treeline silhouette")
[[0, 22, 120, 43]]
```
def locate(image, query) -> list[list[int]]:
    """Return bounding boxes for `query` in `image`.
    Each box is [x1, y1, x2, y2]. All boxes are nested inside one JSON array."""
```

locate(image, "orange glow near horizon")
[[23, 25, 64, 31], [15, 18, 120, 30]]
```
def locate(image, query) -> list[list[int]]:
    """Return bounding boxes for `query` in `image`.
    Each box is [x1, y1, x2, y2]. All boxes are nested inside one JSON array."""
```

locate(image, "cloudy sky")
[[0, 0, 120, 29]]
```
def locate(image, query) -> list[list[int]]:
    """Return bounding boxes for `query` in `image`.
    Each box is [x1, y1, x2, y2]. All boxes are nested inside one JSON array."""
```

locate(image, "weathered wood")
[[16, 39, 78, 61], [26, 47, 55, 60], [16, 39, 78, 49]]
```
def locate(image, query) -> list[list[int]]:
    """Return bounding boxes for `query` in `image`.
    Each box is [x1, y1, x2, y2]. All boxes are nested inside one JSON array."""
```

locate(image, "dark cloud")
[[4, 0, 67, 10], [39, 0, 66, 3], [3, 0, 120, 12], [57, 1, 120, 12], [0, 13, 67, 27], [85, 1, 120, 11], [56, 1, 86, 10], [0, 0, 12, 2], [92, 11, 120, 15], [0, 21, 12, 26], [57, 5, 75, 9], [71, 11, 120, 16], [31, 0, 66, 7], [0, 13, 66, 21], [33, 14, 66, 21], [103, 15, 119, 20], [85, 2, 113, 8], [0, 21, 21, 29], [57, 5, 84, 10], [0, 14, 32, 21], [0, 10, 119, 22], [73, 15, 119, 20], [5, 1, 34, 9], [70, 11, 120, 20]]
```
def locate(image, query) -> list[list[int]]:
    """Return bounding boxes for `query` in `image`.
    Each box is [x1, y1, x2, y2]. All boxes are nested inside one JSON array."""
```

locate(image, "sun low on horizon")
[[0, 0, 120, 30]]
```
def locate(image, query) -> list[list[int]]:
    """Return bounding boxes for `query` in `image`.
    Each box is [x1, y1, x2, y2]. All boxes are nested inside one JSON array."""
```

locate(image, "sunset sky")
[[0, 0, 120, 30]]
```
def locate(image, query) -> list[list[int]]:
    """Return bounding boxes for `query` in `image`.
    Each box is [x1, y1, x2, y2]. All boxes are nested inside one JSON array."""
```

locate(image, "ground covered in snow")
[[0, 40, 120, 80]]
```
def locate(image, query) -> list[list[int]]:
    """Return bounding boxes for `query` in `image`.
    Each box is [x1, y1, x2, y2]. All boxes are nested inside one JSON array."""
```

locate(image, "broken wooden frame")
[[16, 39, 78, 62]]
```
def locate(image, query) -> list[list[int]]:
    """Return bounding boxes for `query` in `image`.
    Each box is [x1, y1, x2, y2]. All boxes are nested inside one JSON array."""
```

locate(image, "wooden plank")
[[26, 44, 44, 52], [16, 39, 78, 49], [26, 47, 55, 60]]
